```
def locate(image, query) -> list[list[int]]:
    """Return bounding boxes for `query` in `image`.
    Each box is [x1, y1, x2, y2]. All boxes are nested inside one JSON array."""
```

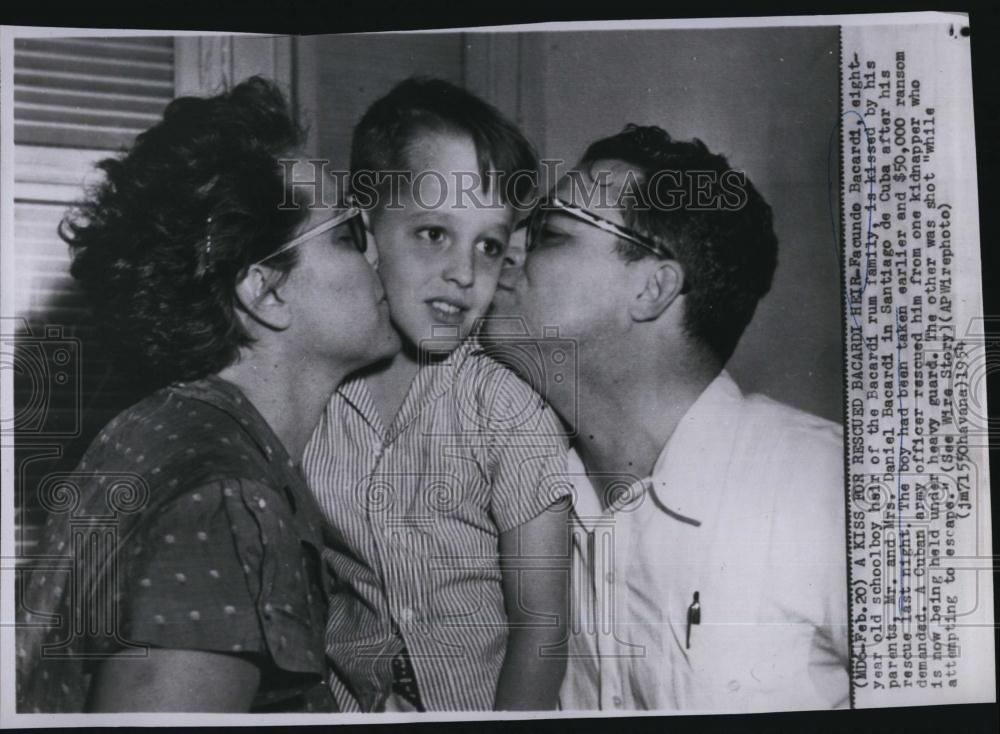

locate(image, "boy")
[[302, 78, 570, 712]]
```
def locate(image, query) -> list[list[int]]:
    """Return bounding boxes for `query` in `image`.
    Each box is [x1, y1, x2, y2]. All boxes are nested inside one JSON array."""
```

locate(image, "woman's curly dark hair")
[[61, 75, 308, 387]]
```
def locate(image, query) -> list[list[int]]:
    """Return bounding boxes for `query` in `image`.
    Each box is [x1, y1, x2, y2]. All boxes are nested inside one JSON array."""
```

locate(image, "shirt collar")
[[644, 369, 744, 526], [569, 370, 745, 530], [336, 338, 481, 439]]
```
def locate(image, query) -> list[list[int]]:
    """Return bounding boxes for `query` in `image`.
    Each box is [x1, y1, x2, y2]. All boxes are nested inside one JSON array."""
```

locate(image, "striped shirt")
[[302, 339, 570, 711]]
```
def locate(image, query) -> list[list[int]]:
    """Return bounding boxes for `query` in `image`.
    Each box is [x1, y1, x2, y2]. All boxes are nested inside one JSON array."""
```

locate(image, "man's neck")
[[217, 349, 350, 463], [570, 364, 719, 509]]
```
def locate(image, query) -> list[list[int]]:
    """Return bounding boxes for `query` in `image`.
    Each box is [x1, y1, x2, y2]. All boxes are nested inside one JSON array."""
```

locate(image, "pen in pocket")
[[686, 591, 701, 649]]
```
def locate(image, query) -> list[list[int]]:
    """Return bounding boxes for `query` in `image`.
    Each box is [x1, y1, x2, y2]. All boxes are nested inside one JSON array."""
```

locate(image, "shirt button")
[[612, 695, 623, 707], [263, 602, 274, 618], [399, 607, 415, 624]]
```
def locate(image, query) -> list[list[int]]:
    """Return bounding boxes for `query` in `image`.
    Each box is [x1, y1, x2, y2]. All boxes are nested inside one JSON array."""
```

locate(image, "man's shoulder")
[[740, 391, 843, 451], [720, 382, 844, 496], [728, 388, 844, 508], [724, 388, 846, 599]]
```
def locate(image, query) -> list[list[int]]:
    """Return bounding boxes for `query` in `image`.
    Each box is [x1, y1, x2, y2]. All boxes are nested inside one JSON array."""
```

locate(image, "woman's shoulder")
[[79, 382, 275, 493]]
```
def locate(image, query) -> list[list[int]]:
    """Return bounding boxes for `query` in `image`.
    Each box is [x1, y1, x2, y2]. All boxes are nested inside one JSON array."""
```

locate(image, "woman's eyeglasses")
[[253, 207, 367, 266]]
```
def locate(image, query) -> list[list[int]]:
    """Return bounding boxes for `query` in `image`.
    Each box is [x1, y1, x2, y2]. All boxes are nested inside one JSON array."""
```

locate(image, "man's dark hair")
[[62, 76, 308, 388], [350, 77, 537, 208], [581, 124, 778, 364]]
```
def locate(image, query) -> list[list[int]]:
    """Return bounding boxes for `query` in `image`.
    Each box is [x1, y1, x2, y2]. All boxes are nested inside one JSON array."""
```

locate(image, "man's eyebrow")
[[472, 222, 511, 245]]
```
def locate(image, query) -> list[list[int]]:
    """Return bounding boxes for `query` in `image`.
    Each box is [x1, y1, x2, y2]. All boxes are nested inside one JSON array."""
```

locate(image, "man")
[[481, 124, 849, 712]]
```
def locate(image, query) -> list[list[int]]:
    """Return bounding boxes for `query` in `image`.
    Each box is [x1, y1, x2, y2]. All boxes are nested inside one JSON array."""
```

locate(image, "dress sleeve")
[[481, 367, 573, 533], [118, 477, 327, 683]]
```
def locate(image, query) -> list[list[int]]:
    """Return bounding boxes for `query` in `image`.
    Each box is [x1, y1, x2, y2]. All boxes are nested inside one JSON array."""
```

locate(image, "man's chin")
[[479, 296, 536, 341], [477, 317, 535, 344]]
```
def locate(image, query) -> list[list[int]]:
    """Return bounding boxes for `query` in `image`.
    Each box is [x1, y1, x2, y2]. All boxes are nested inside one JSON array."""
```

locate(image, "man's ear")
[[361, 209, 380, 268], [233, 264, 292, 331], [628, 260, 685, 322]]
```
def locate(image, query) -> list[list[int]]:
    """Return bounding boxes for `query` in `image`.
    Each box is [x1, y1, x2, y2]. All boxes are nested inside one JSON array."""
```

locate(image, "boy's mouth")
[[426, 298, 469, 322]]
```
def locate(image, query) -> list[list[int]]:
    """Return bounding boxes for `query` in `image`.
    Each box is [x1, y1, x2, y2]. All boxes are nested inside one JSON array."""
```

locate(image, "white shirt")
[[559, 371, 849, 712]]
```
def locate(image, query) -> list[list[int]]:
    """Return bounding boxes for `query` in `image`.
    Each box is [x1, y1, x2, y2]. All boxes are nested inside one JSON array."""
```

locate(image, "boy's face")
[[370, 131, 513, 352]]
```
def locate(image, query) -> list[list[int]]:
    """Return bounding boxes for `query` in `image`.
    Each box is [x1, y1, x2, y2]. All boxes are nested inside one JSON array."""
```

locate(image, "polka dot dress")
[[16, 376, 337, 713]]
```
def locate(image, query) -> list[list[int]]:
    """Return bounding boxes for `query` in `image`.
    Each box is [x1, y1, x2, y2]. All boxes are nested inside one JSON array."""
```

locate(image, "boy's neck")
[[363, 347, 422, 431]]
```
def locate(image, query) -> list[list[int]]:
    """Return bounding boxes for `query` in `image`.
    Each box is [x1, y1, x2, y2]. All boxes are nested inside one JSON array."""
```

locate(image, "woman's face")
[[281, 205, 400, 371]]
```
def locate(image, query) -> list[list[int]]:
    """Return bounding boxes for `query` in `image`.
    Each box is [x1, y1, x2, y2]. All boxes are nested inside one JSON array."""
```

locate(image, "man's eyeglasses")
[[525, 196, 676, 260], [253, 207, 367, 266]]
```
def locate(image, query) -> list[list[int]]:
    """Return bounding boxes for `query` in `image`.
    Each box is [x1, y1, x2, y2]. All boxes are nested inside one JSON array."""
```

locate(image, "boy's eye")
[[416, 226, 448, 245], [475, 238, 506, 258]]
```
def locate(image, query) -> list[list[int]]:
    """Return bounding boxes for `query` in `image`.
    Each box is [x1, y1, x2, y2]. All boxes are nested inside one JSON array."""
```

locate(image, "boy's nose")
[[443, 243, 476, 287]]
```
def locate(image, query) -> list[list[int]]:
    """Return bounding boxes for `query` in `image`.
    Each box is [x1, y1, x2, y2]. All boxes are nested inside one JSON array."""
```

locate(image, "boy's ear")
[[628, 260, 685, 323], [233, 264, 292, 331]]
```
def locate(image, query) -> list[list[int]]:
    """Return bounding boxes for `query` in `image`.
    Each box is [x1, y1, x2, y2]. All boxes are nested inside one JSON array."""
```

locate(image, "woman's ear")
[[233, 264, 292, 331], [628, 260, 685, 323]]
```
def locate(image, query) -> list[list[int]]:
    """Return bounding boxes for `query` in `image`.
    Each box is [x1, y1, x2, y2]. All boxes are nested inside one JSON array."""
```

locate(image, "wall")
[[300, 33, 466, 166]]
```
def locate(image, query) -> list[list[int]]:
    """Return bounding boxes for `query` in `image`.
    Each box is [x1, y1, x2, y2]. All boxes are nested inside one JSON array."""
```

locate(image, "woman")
[[16, 76, 399, 712]]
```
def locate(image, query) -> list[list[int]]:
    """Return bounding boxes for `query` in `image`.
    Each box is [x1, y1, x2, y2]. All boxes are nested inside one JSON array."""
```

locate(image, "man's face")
[[488, 163, 636, 342], [483, 162, 641, 402], [370, 131, 513, 353]]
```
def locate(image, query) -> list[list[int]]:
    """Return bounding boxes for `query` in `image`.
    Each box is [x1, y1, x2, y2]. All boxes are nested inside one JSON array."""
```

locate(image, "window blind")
[[12, 37, 176, 556], [13, 36, 174, 150]]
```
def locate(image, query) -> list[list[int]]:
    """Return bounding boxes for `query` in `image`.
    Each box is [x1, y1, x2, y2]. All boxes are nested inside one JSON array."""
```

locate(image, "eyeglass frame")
[[525, 195, 677, 259], [252, 206, 367, 266], [524, 195, 688, 293]]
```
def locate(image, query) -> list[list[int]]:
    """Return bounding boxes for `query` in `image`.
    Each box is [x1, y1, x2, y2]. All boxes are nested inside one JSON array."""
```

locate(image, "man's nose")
[[504, 227, 528, 270], [497, 228, 527, 290], [443, 242, 476, 287]]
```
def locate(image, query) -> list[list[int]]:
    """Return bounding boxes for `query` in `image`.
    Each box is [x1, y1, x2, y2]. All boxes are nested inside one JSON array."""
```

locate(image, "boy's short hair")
[[581, 124, 778, 365], [350, 77, 537, 208]]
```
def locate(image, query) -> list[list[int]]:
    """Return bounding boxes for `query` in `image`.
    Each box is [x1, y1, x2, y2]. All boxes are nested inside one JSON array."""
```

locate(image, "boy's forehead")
[[405, 128, 480, 175], [395, 130, 514, 215]]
